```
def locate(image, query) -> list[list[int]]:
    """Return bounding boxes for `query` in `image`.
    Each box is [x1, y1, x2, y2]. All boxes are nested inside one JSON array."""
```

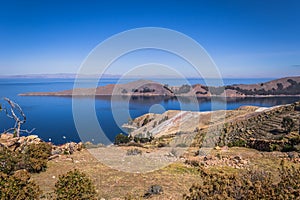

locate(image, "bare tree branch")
[[1, 97, 34, 137], [20, 128, 36, 134], [2, 107, 13, 119]]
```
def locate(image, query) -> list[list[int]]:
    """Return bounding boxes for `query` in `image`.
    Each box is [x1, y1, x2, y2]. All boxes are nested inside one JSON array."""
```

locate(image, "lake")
[[0, 78, 299, 145]]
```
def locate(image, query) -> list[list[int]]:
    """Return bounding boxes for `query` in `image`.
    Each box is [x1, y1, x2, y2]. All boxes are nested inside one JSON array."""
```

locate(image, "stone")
[[27, 135, 39, 140], [0, 133, 14, 140], [144, 185, 163, 198]]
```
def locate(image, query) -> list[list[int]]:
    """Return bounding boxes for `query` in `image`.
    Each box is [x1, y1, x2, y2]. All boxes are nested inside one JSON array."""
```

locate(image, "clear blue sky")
[[0, 0, 299, 78]]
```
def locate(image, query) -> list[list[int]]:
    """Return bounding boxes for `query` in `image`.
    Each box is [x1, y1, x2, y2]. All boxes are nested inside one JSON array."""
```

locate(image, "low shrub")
[[54, 169, 97, 200], [23, 143, 52, 173], [143, 185, 163, 198], [228, 138, 247, 147], [126, 148, 142, 156], [0, 142, 52, 174], [114, 133, 130, 145], [0, 146, 20, 174], [0, 170, 41, 200]]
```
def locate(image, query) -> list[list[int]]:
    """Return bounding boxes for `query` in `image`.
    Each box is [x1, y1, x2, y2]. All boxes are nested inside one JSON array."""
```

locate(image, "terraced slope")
[[125, 101, 300, 152]]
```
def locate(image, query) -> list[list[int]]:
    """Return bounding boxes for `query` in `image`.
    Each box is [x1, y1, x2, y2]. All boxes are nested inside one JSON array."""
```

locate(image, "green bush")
[[228, 138, 247, 147], [23, 143, 52, 173], [269, 143, 282, 151], [114, 133, 130, 145], [0, 142, 52, 174], [0, 170, 41, 200], [54, 169, 97, 200], [282, 117, 295, 133], [0, 146, 20, 174], [282, 143, 296, 152]]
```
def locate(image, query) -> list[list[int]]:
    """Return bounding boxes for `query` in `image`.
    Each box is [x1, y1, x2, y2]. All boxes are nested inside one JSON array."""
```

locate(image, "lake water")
[[0, 78, 299, 145]]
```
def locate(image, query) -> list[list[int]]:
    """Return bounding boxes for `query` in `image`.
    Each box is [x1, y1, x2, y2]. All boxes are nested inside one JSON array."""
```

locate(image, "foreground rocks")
[[0, 133, 84, 158]]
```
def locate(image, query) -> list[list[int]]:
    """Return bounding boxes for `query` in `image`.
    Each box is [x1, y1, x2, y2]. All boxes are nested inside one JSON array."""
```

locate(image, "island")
[[19, 76, 300, 97]]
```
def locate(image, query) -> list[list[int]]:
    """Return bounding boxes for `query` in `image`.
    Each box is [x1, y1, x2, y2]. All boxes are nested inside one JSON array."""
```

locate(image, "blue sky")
[[0, 0, 299, 78]]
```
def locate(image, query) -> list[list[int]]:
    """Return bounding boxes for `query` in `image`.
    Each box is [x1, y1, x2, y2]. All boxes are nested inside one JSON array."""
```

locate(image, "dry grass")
[[31, 149, 201, 199], [31, 147, 299, 199]]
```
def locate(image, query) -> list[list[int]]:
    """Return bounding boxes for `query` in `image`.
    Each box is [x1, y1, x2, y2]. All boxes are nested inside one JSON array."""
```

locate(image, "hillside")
[[124, 101, 300, 152], [19, 76, 300, 97]]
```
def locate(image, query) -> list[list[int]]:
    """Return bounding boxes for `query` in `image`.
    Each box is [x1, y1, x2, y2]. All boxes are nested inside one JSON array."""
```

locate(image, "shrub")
[[114, 133, 130, 145], [0, 170, 41, 200], [228, 138, 247, 147], [0, 142, 52, 174], [269, 143, 281, 151], [282, 117, 295, 133], [54, 169, 96, 200], [23, 143, 52, 173], [282, 143, 296, 152], [0, 146, 20, 174], [126, 148, 142, 156], [175, 84, 191, 94], [143, 185, 163, 198]]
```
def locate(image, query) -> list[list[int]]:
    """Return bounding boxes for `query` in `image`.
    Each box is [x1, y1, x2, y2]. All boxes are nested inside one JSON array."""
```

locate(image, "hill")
[[124, 100, 300, 152]]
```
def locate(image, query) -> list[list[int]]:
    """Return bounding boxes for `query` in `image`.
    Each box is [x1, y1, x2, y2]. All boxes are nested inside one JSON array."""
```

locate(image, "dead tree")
[[1, 97, 35, 137]]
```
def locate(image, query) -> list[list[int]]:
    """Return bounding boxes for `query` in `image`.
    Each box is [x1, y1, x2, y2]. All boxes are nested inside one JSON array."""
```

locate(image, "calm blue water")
[[0, 78, 299, 145]]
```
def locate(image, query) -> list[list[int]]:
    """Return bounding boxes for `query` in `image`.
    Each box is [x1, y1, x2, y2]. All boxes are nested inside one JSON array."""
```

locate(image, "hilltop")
[[19, 76, 300, 97]]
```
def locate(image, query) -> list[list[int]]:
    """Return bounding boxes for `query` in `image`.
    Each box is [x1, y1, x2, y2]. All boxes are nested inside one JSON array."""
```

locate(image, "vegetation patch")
[[184, 164, 300, 199], [54, 169, 97, 200], [0, 170, 41, 200]]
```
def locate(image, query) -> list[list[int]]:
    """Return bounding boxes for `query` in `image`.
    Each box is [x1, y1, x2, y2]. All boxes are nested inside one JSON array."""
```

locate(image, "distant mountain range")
[[19, 76, 300, 97]]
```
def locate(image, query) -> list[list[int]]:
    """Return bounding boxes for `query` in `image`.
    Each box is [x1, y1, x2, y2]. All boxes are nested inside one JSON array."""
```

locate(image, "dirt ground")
[[31, 146, 297, 200]]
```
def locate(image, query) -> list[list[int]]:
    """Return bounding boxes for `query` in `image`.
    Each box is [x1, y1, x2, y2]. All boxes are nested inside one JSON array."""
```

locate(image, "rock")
[[27, 135, 39, 140], [144, 185, 163, 198], [221, 146, 229, 151], [0, 133, 14, 140], [51, 148, 62, 155], [234, 155, 242, 161], [48, 154, 59, 160], [215, 146, 221, 150]]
